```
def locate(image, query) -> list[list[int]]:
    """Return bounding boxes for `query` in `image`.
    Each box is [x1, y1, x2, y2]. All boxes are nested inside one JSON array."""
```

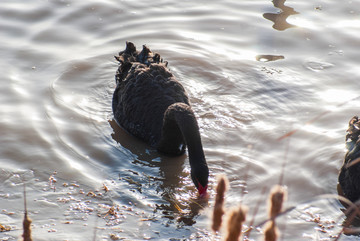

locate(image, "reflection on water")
[[109, 119, 207, 226], [263, 0, 299, 31]]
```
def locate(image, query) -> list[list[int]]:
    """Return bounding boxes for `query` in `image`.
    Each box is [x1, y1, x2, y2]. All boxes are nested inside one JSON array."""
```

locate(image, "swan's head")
[[191, 163, 209, 198]]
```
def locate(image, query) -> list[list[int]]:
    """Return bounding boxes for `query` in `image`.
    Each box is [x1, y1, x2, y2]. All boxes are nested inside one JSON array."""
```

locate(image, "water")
[[1, 0, 360, 240]]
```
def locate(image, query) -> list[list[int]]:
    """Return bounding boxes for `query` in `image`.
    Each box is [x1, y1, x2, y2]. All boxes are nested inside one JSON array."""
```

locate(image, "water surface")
[[1, 0, 360, 240]]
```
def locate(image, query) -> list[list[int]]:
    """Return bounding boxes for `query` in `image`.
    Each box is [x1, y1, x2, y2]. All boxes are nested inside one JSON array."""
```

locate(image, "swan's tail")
[[114, 42, 168, 83]]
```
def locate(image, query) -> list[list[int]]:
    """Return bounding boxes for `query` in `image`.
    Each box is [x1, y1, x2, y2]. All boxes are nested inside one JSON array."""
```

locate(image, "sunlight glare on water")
[[287, 16, 318, 30], [318, 89, 358, 105]]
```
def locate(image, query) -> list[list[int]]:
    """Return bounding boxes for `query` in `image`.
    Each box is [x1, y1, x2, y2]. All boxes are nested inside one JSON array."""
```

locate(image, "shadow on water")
[[263, 0, 299, 31], [109, 119, 208, 226]]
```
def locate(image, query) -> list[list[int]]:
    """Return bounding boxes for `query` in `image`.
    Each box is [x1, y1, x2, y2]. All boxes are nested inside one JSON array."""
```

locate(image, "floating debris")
[[103, 183, 109, 192], [256, 55, 284, 62], [0, 224, 11, 232]]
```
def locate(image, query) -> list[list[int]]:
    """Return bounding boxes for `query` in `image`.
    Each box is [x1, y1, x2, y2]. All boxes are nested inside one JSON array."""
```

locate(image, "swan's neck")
[[158, 102, 209, 194], [158, 103, 203, 158], [158, 103, 209, 192]]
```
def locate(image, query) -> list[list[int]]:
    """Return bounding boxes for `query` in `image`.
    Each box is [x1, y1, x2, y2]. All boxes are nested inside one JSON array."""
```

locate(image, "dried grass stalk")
[[212, 174, 229, 232], [268, 185, 287, 220], [223, 205, 247, 241], [264, 220, 278, 241]]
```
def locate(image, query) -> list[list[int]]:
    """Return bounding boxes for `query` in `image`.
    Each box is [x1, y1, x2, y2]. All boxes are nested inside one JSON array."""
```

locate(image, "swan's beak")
[[198, 183, 208, 198]]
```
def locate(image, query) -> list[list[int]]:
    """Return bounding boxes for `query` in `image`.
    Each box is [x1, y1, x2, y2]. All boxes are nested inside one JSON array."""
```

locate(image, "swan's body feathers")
[[112, 42, 209, 195], [112, 42, 190, 149], [113, 63, 190, 148]]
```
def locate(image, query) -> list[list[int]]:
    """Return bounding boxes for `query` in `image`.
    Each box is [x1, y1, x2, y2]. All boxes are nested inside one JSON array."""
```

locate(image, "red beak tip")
[[198, 184, 208, 198]]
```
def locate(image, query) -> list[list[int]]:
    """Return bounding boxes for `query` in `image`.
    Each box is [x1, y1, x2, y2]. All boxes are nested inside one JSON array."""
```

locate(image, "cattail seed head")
[[22, 212, 32, 241], [268, 185, 287, 220], [212, 174, 229, 232], [264, 220, 278, 241], [223, 205, 247, 241], [215, 174, 229, 203]]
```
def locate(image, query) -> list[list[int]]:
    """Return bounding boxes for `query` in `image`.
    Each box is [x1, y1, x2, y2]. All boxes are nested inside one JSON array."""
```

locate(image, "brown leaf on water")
[[0, 224, 11, 232], [103, 183, 109, 192], [109, 233, 121, 240], [87, 191, 96, 197]]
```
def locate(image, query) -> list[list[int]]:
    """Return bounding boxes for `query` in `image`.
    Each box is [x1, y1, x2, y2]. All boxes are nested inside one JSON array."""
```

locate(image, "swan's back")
[[112, 42, 190, 147]]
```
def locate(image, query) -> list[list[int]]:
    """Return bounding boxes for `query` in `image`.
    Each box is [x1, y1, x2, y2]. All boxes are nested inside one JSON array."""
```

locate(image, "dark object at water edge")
[[339, 116, 360, 203]]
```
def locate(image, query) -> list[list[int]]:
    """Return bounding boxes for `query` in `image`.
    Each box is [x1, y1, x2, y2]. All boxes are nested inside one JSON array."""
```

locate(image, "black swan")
[[112, 42, 209, 197], [339, 116, 360, 202]]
